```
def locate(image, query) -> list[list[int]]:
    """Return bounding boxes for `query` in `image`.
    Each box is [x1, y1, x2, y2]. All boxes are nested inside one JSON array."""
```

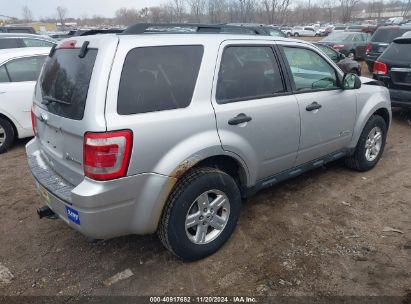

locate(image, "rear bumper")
[[389, 88, 411, 108], [26, 138, 176, 239]]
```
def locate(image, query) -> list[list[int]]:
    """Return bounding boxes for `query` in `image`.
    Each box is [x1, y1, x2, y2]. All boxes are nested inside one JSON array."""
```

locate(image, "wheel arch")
[[350, 100, 391, 150], [0, 112, 18, 140], [192, 155, 249, 196]]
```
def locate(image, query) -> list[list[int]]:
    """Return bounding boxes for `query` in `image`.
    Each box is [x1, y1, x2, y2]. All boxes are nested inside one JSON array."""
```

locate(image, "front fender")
[[349, 84, 391, 149]]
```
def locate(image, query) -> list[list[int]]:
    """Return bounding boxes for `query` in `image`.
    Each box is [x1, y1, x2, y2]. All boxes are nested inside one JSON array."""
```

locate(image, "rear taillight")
[[31, 109, 37, 136], [333, 44, 345, 49], [83, 130, 133, 181], [373, 61, 388, 75], [365, 43, 372, 55], [58, 40, 76, 49]]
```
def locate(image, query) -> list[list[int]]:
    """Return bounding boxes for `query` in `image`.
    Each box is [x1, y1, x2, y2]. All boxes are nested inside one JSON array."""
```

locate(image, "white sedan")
[[0, 47, 50, 153]]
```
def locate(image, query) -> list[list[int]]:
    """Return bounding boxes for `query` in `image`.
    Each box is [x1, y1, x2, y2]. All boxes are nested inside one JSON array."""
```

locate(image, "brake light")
[[373, 61, 388, 75], [31, 109, 37, 136], [333, 44, 345, 49], [83, 130, 133, 181], [365, 43, 372, 54], [58, 40, 76, 49]]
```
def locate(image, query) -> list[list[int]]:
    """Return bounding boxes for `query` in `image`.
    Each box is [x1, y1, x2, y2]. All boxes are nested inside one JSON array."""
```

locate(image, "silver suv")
[[27, 30, 391, 261]]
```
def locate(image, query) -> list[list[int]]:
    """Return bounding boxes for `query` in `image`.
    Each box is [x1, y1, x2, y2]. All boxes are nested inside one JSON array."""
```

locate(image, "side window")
[[0, 66, 10, 82], [353, 35, 360, 42], [283, 47, 339, 91], [23, 38, 55, 47], [0, 38, 22, 49], [269, 30, 283, 37], [117, 45, 203, 115], [216, 46, 285, 103], [317, 44, 339, 61], [4, 55, 47, 82]]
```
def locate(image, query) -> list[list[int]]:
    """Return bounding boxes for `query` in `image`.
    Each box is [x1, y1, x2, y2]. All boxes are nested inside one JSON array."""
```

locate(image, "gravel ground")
[[0, 57, 410, 301]]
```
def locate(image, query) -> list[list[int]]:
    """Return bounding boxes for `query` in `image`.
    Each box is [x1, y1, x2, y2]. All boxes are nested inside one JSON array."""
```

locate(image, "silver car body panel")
[[26, 34, 391, 239]]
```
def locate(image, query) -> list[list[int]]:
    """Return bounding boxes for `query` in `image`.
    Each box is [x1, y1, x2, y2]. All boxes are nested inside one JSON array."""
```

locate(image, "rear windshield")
[[117, 45, 203, 115], [38, 48, 97, 120], [381, 41, 411, 61], [371, 27, 409, 42]]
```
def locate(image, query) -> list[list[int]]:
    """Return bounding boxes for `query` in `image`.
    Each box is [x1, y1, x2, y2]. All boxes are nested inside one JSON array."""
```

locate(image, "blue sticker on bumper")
[[66, 206, 80, 225]]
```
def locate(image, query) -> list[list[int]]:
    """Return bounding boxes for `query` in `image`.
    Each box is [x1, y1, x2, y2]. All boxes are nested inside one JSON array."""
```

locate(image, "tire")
[[287, 32, 291, 37], [348, 50, 356, 60], [158, 167, 242, 261], [294, 33, 299, 37], [0, 117, 14, 154], [345, 115, 387, 172]]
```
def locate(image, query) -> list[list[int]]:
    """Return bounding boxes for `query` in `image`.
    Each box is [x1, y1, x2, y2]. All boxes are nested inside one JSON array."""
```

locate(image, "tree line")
[[18, 0, 411, 28]]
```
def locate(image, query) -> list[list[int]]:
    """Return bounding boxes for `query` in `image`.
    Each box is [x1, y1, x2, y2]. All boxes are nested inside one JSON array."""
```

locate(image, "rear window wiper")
[[42, 96, 71, 106]]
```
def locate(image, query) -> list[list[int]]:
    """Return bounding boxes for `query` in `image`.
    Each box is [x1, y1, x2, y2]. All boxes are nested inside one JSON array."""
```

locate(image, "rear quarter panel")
[[104, 36, 246, 181]]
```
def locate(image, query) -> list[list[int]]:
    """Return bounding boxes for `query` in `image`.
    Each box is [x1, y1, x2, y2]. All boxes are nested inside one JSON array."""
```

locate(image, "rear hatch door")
[[32, 35, 119, 186]]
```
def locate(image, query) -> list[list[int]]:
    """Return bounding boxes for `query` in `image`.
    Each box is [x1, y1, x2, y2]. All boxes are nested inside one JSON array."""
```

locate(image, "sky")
[[1, 0, 164, 19]]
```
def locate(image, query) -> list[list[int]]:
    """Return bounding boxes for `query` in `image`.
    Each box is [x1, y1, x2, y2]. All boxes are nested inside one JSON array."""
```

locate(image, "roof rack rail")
[[122, 23, 267, 35]]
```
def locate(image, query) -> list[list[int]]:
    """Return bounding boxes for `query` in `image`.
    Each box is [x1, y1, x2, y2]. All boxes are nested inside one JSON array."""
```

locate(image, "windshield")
[[36, 48, 97, 120]]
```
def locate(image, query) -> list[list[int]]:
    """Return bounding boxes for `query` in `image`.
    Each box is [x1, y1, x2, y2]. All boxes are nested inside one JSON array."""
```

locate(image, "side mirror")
[[342, 73, 362, 90], [339, 53, 346, 60]]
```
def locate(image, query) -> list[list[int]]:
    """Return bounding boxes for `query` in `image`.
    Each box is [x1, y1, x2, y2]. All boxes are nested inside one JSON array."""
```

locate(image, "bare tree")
[[208, 0, 228, 23], [322, 0, 336, 22], [170, 0, 186, 22], [22, 6, 33, 23], [262, 0, 291, 25], [115, 8, 140, 26], [149, 7, 163, 23], [339, 0, 360, 22], [402, 0, 411, 17], [56, 6, 68, 28], [187, 0, 206, 22]]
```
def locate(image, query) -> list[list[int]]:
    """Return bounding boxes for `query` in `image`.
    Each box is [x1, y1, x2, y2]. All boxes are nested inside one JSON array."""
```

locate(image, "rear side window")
[[4, 56, 46, 82], [23, 38, 55, 47], [117, 45, 203, 115], [0, 66, 9, 82], [216, 46, 285, 103], [371, 28, 408, 42], [39, 49, 97, 120], [0, 38, 22, 49]]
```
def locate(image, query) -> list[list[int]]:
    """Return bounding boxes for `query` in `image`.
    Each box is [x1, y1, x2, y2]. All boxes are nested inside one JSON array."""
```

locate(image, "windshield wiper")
[[42, 96, 71, 106]]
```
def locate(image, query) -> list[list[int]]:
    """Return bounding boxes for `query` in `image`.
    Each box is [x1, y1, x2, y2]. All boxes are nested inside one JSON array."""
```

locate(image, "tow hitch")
[[37, 206, 58, 219]]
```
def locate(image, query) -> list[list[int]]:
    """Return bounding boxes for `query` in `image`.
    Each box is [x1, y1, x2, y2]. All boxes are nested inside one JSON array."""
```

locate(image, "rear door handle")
[[228, 113, 252, 125], [306, 102, 322, 111]]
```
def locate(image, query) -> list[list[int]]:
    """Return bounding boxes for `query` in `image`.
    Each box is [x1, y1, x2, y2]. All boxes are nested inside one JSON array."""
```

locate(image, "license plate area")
[[38, 183, 51, 203], [391, 70, 411, 86], [39, 124, 63, 155]]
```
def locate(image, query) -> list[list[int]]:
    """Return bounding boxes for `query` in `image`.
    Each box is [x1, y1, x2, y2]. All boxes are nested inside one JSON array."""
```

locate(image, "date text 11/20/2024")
[[149, 297, 258, 303]]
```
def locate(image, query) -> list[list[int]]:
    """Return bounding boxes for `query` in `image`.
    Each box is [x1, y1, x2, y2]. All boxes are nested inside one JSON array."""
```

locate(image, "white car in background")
[[0, 47, 50, 153], [291, 26, 317, 37]]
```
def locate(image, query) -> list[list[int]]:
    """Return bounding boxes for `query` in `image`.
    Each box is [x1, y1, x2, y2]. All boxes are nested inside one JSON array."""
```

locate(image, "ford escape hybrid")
[[27, 27, 391, 261]]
